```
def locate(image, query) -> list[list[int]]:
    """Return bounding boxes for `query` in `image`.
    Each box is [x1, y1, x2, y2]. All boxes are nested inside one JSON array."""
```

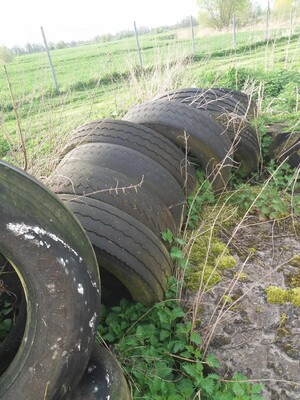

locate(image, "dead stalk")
[[3, 65, 28, 171]]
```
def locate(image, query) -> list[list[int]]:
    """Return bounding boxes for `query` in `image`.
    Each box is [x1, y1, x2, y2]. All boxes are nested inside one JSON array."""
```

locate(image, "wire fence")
[[1, 10, 300, 100]]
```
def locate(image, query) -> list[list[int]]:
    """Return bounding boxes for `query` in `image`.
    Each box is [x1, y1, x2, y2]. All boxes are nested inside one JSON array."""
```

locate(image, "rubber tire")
[[67, 343, 131, 400], [154, 89, 260, 174], [60, 195, 173, 304], [123, 99, 232, 191], [0, 161, 100, 400], [48, 160, 177, 238], [62, 119, 197, 195], [59, 142, 186, 226], [269, 131, 300, 169], [213, 87, 258, 119], [153, 88, 249, 116]]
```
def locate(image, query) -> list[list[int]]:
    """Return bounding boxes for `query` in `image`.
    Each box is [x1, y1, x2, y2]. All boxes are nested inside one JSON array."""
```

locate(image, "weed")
[[98, 279, 263, 399], [227, 161, 300, 221], [0, 301, 14, 342]]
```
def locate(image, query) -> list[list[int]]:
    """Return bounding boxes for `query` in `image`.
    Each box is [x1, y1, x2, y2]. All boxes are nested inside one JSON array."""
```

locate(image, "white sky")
[[0, 0, 270, 48], [0, 0, 199, 47]]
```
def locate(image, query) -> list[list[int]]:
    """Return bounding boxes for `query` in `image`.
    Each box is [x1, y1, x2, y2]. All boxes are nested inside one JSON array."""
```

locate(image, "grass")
[[1, 17, 300, 398]]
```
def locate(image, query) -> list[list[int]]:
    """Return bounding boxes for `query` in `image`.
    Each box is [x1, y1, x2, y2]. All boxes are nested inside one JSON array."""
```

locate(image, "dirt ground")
[[187, 217, 300, 399]]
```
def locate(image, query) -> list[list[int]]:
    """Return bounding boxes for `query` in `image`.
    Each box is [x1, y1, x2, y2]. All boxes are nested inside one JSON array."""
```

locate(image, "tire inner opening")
[[0, 253, 27, 377]]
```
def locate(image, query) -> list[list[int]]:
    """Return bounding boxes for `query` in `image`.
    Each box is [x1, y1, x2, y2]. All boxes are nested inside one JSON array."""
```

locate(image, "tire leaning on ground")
[[60, 195, 174, 305], [48, 160, 177, 238], [123, 100, 233, 191], [61, 119, 197, 195], [154, 88, 261, 174], [0, 161, 100, 400], [214, 87, 258, 119], [67, 342, 131, 400], [153, 88, 249, 116], [59, 142, 186, 227]]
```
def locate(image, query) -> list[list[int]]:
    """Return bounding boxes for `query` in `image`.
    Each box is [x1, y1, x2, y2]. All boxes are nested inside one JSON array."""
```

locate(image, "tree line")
[[198, 0, 299, 31], [10, 0, 300, 55]]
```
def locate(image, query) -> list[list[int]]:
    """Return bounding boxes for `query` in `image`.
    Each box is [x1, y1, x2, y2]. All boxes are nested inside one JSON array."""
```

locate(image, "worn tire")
[[154, 88, 249, 116], [60, 195, 173, 304], [154, 89, 260, 173], [62, 119, 197, 195], [214, 87, 258, 119], [59, 143, 186, 226], [0, 161, 100, 399], [124, 100, 232, 191], [48, 160, 177, 238], [67, 343, 131, 400]]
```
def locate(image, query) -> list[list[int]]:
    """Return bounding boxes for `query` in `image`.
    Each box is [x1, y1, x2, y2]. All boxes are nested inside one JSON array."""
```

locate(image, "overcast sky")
[[0, 0, 270, 48], [0, 0, 199, 47]]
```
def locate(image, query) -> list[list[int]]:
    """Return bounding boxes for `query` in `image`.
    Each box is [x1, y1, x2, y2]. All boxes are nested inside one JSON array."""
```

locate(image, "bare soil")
[[187, 218, 300, 399]]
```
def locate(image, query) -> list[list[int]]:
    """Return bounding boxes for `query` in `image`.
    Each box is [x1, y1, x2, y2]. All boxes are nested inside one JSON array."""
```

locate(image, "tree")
[[274, 0, 293, 13], [197, 0, 253, 30]]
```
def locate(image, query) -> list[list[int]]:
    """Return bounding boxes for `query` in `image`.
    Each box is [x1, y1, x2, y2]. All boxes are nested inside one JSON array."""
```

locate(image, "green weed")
[[0, 301, 14, 342], [228, 162, 300, 221], [98, 280, 263, 399]]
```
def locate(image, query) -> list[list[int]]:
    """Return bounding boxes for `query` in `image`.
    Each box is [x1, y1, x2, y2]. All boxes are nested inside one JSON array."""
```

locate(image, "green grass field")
[[0, 23, 299, 176]]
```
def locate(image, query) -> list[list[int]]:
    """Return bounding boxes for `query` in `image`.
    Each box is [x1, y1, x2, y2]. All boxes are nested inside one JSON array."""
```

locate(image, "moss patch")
[[187, 235, 237, 291], [266, 286, 300, 307], [286, 271, 300, 288]]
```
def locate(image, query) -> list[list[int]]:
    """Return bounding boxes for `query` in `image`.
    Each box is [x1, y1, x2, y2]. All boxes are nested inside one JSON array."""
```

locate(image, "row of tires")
[[48, 87, 260, 305], [0, 87, 260, 399]]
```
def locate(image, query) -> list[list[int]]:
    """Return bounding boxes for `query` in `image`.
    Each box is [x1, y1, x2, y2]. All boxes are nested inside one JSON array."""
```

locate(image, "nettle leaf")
[[206, 353, 221, 368], [161, 228, 174, 244], [174, 237, 186, 246], [177, 378, 195, 396], [182, 362, 203, 379], [201, 376, 215, 395], [157, 364, 173, 379], [232, 381, 245, 396], [157, 309, 172, 325], [159, 329, 170, 341], [170, 246, 184, 261], [170, 306, 185, 320], [176, 322, 192, 335], [173, 340, 186, 353], [136, 324, 156, 339], [251, 383, 263, 394], [190, 331, 202, 346], [103, 332, 116, 343]]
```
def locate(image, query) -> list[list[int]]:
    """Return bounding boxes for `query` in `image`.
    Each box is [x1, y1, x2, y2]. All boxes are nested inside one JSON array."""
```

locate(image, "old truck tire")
[[0, 161, 100, 400], [154, 88, 260, 174], [59, 143, 186, 227], [67, 343, 131, 400], [123, 100, 232, 191], [48, 160, 177, 238], [62, 119, 197, 195], [213, 87, 258, 118], [60, 195, 173, 304], [154, 88, 248, 116]]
